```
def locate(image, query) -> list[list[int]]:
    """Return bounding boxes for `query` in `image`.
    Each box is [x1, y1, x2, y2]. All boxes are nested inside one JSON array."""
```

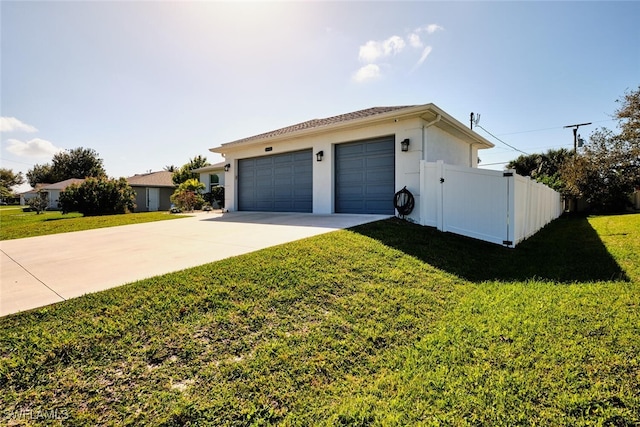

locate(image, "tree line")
[[507, 87, 639, 212], [1, 147, 217, 215]]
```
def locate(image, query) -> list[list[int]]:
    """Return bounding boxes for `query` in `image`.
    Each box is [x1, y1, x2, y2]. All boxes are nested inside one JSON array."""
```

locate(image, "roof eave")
[[210, 103, 494, 153], [427, 104, 494, 149], [210, 105, 432, 154], [191, 163, 226, 173]]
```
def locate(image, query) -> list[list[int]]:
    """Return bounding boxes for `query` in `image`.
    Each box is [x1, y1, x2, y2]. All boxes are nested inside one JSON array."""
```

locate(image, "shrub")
[[203, 186, 225, 208], [170, 190, 202, 212], [59, 177, 136, 216], [26, 190, 49, 214], [170, 179, 205, 211]]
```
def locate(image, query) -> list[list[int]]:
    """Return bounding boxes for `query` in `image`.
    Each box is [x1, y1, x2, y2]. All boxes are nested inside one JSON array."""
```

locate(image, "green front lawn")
[[1, 214, 638, 425], [0, 208, 186, 240]]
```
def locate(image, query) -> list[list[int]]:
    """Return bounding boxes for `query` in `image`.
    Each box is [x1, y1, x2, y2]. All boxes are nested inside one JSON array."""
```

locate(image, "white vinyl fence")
[[419, 161, 563, 248]]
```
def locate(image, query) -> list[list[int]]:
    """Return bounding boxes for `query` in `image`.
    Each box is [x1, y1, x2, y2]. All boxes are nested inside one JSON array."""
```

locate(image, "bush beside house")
[[59, 177, 136, 216], [170, 178, 205, 212]]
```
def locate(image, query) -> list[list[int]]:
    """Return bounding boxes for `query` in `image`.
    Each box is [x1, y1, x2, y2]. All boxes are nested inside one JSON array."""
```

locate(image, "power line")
[[478, 161, 509, 166], [496, 119, 615, 136], [0, 157, 36, 167], [474, 124, 529, 155]]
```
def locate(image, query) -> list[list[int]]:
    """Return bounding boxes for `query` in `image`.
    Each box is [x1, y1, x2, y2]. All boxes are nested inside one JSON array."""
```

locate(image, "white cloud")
[[408, 33, 423, 48], [416, 46, 433, 67], [353, 24, 442, 83], [0, 117, 38, 133], [352, 64, 381, 83], [358, 41, 383, 63], [383, 35, 406, 56], [426, 24, 444, 34], [358, 35, 406, 63], [6, 138, 64, 158]]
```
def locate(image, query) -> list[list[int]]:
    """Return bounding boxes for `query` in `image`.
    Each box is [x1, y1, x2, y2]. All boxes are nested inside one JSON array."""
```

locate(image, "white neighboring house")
[[209, 103, 494, 223], [40, 179, 85, 209], [20, 183, 49, 206], [192, 161, 226, 192]]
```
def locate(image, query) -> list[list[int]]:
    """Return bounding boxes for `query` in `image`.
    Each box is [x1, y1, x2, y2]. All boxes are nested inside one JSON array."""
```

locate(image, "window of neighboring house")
[[145, 188, 150, 208], [210, 174, 220, 192]]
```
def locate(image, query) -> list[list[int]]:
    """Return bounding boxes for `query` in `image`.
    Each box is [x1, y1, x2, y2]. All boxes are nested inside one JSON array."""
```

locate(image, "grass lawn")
[[1, 213, 638, 425], [0, 208, 186, 240]]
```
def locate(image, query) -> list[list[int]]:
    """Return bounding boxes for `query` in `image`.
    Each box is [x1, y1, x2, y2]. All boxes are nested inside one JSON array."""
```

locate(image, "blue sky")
[[1, 1, 638, 192]]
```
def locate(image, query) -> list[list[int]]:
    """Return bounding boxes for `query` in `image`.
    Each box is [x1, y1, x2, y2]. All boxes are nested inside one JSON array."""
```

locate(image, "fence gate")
[[419, 161, 562, 247], [440, 164, 511, 246]]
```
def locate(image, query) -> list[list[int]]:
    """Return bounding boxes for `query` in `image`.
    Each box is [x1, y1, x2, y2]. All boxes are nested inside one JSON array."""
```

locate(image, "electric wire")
[[474, 124, 529, 155], [479, 161, 510, 166], [497, 119, 615, 136], [0, 157, 36, 166]]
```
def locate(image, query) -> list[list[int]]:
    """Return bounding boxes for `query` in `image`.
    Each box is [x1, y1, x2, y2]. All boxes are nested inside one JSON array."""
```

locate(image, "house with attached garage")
[[210, 103, 492, 219], [210, 103, 564, 247]]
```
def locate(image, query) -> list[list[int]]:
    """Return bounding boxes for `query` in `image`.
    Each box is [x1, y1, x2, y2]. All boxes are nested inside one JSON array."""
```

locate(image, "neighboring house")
[[41, 179, 85, 209], [20, 183, 49, 206], [127, 171, 176, 212], [191, 161, 226, 192], [209, 103, 494, 222]]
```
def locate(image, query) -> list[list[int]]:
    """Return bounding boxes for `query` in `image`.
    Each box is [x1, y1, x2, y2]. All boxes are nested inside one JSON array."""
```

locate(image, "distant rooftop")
[[41, 178, 85, 191], [126, 171, 175, 187]]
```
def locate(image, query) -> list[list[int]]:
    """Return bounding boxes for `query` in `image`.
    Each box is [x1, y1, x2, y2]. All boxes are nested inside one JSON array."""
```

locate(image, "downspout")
[[469, 143, 477, 167], [421, 114, 441, 161]]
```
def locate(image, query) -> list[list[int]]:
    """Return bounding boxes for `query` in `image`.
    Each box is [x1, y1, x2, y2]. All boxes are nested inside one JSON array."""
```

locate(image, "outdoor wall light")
[[401, 138, 410, 152], [316, 151, 324, 162], [224, 163, 231, 172]]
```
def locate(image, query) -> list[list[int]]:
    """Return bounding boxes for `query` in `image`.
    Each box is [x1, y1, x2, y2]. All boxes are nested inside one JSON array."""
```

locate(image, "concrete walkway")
[[0, 212, 389, 317]]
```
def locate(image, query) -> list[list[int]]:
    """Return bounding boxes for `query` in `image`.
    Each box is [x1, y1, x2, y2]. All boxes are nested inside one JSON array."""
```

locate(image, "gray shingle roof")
[[225, 106, 415, 146], [42, 179, 85, 191], [126, 171, 175, 187]]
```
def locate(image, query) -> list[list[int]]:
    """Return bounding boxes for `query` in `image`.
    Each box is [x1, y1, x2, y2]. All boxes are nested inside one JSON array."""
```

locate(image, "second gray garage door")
[[238, 149, 312, 212], [335, 136, 395, 214]]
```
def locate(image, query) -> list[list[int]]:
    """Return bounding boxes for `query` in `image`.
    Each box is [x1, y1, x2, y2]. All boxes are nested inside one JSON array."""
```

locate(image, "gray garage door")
[[335, 136, 395, 214], [238, 149, 312, 212]]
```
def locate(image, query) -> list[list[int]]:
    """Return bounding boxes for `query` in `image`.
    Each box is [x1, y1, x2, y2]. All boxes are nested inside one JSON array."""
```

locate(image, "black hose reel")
[[393, 186, 415, 219]]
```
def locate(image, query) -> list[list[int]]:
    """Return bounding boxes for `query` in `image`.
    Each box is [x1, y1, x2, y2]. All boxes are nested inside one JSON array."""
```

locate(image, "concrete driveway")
[[0, 212, 389, 317]]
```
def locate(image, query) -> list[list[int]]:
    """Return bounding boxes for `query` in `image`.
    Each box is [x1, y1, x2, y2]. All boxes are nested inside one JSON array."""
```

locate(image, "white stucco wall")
[[20, 193, 38, 206], [199, 171, 225, 191], [426, 126, 480, 168], [220, 116, 485, 222], [46, 190, 61, 209]]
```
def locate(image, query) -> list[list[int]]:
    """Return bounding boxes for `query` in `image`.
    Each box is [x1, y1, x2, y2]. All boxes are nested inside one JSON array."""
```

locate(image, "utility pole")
[[470, 112, 480, 130], [563, 122, 592, 154], [563, 122, 591, 213]]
